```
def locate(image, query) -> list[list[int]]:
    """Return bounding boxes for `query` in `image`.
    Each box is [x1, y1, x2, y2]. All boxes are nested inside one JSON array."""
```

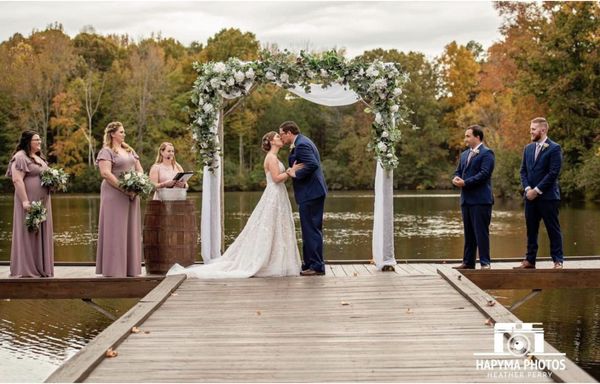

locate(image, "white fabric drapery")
[[200, 82, 396, 267], [372, 162, 396, 269], [200, 113, 222, 263], [286, 84, 361, 107]]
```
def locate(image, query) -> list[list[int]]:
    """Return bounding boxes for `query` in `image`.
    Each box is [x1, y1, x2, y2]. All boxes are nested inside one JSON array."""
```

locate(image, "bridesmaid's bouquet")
[[40, 167, 69, 192], [25, 200, 47, 233], [118, 170, 154, 198]]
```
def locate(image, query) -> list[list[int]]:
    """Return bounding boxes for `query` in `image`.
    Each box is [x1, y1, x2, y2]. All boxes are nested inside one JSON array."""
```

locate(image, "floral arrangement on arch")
[[190, 49, 412, 172]]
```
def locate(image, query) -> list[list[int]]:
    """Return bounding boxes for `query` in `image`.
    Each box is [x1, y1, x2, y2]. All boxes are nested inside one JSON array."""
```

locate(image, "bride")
[[167, 131, 303, 278]]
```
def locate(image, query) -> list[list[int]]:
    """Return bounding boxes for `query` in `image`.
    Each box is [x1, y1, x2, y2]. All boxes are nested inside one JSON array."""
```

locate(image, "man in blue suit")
[[452, 125, 495, 270], [279, 121, 328, 276], [514, 117, 564, 269]]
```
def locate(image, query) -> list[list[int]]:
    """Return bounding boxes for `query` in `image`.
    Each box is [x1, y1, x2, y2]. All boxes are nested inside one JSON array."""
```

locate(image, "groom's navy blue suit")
[[520, 138, 564, 265], [454, 144, 495, 267], [289, 134, 327, 273]]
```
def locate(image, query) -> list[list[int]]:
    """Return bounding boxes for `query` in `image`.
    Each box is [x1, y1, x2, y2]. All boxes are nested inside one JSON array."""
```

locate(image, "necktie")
[[534, 143, 542, 161], [466, 150, 475, 166]]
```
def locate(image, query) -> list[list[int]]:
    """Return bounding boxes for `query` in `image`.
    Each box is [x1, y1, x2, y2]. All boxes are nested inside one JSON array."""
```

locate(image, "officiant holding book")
[[149, 142, 188, 200]]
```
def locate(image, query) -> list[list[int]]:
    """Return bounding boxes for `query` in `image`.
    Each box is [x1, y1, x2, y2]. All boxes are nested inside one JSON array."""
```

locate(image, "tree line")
[[0, 2, 598, 199]]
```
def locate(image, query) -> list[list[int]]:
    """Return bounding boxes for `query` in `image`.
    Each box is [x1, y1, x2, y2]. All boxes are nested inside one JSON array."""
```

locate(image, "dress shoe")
[[480, 264, 491, 270], [452, 264, 475, 270], [553, 262, 563, 269], [300, 269, 325, 276], [513, 260, 535, 269], [381, 265, 395, 272]]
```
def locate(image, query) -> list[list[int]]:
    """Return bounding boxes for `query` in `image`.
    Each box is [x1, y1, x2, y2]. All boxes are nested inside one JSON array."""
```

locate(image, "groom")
[[279, 121, 328, 276]]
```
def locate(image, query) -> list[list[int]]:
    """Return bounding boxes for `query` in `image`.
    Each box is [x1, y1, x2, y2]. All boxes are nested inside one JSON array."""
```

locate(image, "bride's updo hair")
[[261, 131, 277, 152]]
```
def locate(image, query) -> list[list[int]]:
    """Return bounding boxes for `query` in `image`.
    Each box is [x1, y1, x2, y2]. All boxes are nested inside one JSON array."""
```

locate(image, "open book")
[[172, 171, 194, 183]]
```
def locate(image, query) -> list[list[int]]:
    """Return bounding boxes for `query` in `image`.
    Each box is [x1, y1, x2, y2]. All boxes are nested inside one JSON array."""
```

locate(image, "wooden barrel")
[[143, 200, 198, 274]]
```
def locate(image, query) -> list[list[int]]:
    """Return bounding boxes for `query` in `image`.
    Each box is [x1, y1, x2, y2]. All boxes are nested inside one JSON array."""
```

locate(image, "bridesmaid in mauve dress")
[[96, 122, 143, 277], [5, 130, 54, 277], [148, 142, 188, 200]]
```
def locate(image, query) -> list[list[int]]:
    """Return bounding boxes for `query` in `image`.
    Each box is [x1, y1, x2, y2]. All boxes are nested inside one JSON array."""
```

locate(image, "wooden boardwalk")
[[42, 262, 598, 383]]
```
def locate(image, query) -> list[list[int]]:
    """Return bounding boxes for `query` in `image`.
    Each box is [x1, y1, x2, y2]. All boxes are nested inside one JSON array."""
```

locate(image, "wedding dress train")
[[167, 161, 301, 278]]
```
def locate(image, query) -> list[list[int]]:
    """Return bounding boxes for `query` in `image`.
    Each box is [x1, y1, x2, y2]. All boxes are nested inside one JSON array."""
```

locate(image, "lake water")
[[1, 191, 599, 381]]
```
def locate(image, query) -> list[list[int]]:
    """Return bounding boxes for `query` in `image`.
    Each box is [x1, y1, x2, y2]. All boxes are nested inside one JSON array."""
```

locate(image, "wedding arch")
[[190, 50, 411, 270]]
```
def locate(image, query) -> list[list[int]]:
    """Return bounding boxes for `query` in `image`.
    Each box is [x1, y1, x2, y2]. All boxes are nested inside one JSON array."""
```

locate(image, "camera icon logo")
[[494, 323, 544, 356]]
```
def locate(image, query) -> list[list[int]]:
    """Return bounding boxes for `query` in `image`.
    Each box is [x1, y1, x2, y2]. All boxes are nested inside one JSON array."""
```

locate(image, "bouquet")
[[40, 167, 69, 192], [25, 200, 47, 233], [118, 170, 154, 198]]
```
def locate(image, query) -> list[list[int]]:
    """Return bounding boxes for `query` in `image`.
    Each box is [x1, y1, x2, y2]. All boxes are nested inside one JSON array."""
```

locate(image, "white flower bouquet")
[[118, 170, 154, 198], [40, 167, 69, 192], [25, 200, 47, 233]]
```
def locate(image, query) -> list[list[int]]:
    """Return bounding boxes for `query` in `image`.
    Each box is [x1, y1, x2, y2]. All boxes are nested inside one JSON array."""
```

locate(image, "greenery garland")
[[191, 49, 411, 173]]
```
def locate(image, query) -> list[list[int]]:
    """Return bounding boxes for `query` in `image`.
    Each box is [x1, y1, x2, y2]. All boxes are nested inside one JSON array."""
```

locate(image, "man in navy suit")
[[514, 117, 564, 269], [279, 121, 328, 276], [452, 125, 495, 270]]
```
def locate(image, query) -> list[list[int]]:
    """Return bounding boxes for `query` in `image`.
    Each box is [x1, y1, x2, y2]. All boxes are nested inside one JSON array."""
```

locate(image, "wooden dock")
[[36, 260, 598, 383]]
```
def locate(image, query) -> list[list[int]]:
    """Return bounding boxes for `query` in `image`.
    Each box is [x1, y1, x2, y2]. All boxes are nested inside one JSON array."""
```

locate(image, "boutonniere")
[[290, 143, 295, 150], [542, 143, 549, 150], [472, 148, 480, 155]]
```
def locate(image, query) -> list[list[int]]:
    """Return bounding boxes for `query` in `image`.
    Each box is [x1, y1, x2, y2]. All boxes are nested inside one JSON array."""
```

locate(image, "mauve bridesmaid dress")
[[95, 147, 142, 277], [6, 150, 54, 277]]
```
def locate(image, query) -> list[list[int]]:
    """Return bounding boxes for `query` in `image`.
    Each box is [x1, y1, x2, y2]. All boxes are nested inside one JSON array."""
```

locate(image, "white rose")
[[390, 105, 399, 113], [381, 131, 389, 138], [375, 113, 383, 124], [265, 71, 276, 81], [377, 142, 388, 152], [366, 66, 379, 77], [387, 153, 394, 158], [280, 72, 289, 83], [393, 87, 403, 96], [373, 78, 387, 89], [244, 81, 253, 92], [210, 78, 221, 89], [195, 116, 203, 125], [124, 173, 131, 181], [245, 68, 255, 79], [320, 69, 329, 78], [203, 103, 214, 113], [51, 169, 59, 176], [140, 179, 146, 185], [226, 77, 235, 86], [234, 71, 245, 83], [213, 62, 227, 73], [358, 68, 365, 76]]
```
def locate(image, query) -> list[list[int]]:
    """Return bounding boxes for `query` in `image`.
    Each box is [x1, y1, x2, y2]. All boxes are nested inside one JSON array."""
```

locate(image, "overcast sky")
[[0, 1, 504, 58]]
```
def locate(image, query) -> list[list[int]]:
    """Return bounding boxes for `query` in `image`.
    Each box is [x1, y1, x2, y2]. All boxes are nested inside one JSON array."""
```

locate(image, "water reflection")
[[492, 289, 600, 379], [0, 298, 137, 382]]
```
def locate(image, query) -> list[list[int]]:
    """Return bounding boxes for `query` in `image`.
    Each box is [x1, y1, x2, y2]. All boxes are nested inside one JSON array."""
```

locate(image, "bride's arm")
[[266, 156, 289, 184]]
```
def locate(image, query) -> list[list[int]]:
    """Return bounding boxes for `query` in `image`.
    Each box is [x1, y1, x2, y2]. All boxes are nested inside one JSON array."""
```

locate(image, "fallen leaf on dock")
[[484, 318, 494, 326], [105, 348, 118, 358], [458, 275, 462, 280], [341, 301, 350, 306], [170, 293, 178, 296], [256, 310, 261, 316], [144, 331, 150, 334], [353, 272, 358, 277], [486, 300, 496, 307], [406, 308, 412, 314], [131, 327, 141, 333]]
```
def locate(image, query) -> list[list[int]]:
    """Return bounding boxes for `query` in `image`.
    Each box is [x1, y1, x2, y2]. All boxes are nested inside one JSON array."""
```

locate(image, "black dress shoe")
[[381, 265, 395, 272], [452, 264, 475, 269], [300, 269, 325, 276]]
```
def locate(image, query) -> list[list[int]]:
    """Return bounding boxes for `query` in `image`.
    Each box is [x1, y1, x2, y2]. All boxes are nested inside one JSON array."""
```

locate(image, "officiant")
[[149, 142, 188, 200]]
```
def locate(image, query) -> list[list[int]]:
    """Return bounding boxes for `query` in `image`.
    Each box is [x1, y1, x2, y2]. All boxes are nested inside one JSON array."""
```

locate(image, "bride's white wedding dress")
[[167, 161, 301, 278]]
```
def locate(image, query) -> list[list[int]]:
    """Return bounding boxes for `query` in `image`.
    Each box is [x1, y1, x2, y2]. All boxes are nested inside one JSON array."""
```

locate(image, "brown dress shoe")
[[452, 264, 475, 269], [300, 269, 325, 276], [553, 262, 563, 269], [513, 260, 535, 269]]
